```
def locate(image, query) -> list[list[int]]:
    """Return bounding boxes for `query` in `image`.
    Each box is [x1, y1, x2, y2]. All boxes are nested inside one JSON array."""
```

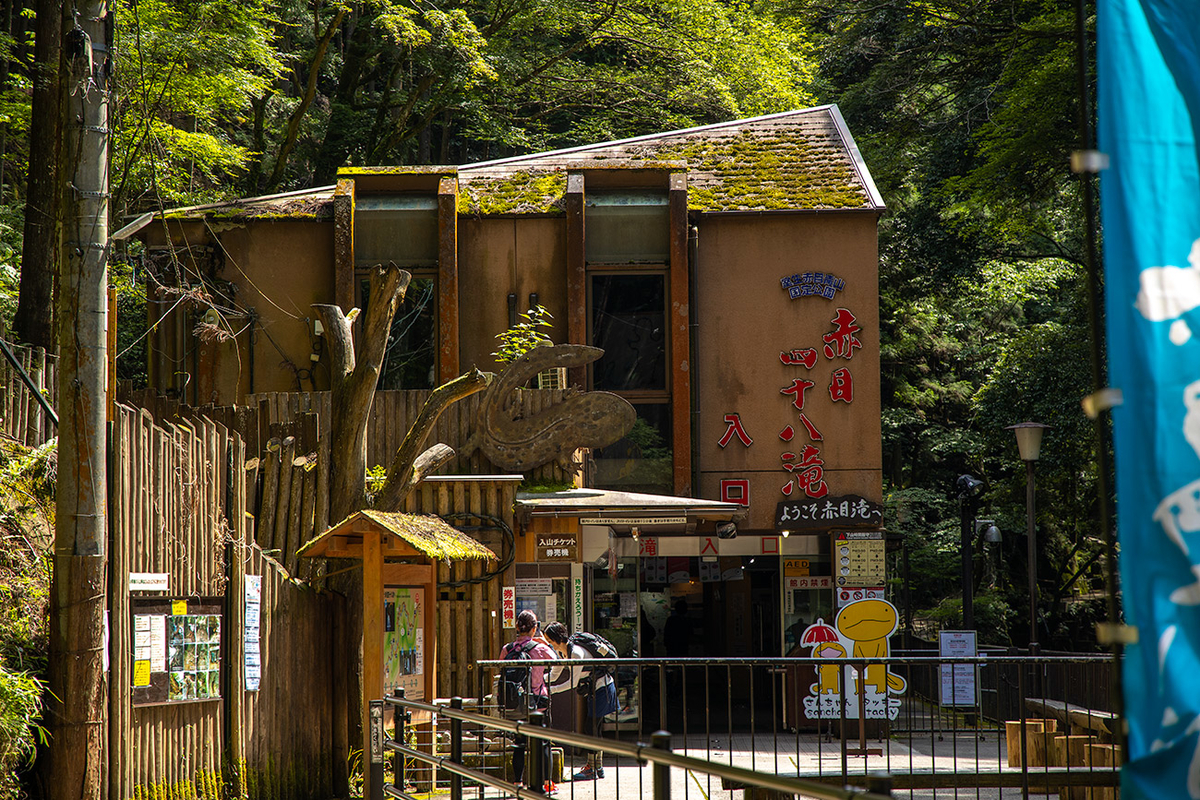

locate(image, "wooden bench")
[[1026, 698, 1117, 740]]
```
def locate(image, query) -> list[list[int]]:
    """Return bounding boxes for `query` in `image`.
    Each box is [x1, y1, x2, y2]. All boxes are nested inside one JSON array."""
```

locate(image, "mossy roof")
[[297, 509, 496, 561], [148, 105, 881, 222], [158, 187, 336, 222], [458, 105, 884, 215]]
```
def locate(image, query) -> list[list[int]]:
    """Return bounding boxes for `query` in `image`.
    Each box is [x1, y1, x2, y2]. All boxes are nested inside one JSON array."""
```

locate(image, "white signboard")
[[515, 578, 553, 596], [130, 573, 170, 592], [244, 575, 262, 691], [938, 630, 978, 707]]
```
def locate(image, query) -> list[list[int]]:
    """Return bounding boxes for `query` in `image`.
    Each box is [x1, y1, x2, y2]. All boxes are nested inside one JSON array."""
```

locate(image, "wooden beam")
[[361, 529, 383, 800], [334, 178, 356, 311], [438, 176, 459, 381], [381, 563, 433, 585], [565, 172, 586, 387], [669, 171, 692, 497]]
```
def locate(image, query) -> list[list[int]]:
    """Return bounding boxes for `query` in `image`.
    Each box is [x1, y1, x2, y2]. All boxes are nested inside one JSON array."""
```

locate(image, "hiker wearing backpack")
[[499, 610, 556, 788], [543, 622, 618, 781]]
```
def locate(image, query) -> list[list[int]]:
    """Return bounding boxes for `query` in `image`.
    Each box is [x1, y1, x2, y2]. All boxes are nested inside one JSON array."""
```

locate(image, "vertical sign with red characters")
[[502, 586, 516, 629], [777, 307, 863, 499]]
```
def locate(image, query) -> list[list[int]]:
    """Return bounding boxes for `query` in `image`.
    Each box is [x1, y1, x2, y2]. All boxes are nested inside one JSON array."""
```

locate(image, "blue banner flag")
[[1098, 0, 1200, 795]]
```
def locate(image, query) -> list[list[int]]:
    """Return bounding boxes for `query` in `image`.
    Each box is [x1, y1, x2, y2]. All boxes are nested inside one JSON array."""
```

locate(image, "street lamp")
[[956, 474, 986, 630], [1006, 422, 1050, 652]]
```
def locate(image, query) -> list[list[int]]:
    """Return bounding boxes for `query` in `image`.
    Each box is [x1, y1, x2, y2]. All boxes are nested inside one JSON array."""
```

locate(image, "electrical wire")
[[436, 512, 514, 588]]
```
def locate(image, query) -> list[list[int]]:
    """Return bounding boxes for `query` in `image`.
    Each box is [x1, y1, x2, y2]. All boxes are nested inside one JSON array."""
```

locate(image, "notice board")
[[130, 597, 223, 706]]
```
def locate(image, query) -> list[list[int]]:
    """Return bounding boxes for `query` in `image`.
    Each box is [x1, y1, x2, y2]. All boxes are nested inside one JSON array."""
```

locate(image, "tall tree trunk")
[[13, 0, 66, 350], [314, 263, 411, 524], [313, 7, 373, 184], [48, 3, 109, 800]]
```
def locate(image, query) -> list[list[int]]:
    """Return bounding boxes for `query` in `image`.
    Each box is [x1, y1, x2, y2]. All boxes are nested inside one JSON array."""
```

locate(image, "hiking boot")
[[571, 765, 604, 780]]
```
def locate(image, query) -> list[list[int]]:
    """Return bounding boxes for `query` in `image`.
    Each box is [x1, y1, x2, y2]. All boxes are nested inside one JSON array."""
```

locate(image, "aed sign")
[[783, 558, 811, 576]]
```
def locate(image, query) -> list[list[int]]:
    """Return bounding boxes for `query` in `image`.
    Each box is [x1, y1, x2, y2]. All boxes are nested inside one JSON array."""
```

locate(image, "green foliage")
[[0, 665, 46, 799], [492, 306, 553, 365], [803, 0, 1109, 648], [112, 0, 284, 211], [0, 204, 25, 330], [112, 259, 149, 389]]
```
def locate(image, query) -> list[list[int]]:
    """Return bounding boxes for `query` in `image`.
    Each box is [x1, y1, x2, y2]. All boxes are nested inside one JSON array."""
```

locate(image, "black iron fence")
[[457, 653, 1122, 799], [376, 690, 895, 800]]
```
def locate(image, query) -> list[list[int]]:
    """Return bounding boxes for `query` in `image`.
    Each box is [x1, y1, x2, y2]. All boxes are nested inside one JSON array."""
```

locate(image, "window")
[[590, 274, 666, 391], [359, 274, 437, 390], [590, 273, 671, 494], [353, 195, 439, 267], [354, 194, 439, 389], [585, 191, 669, 264]]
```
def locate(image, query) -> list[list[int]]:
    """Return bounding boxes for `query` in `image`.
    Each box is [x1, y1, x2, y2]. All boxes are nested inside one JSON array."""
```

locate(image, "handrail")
[[0, 336, 58, 428], [381, 691, 895, 800], [475, 653, 1113, 667]]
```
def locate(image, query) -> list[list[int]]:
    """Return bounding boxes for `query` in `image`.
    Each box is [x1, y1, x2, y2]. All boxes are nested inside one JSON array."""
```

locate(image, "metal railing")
[[464, 653, 1121, 799], [376, 689, 894, 800]]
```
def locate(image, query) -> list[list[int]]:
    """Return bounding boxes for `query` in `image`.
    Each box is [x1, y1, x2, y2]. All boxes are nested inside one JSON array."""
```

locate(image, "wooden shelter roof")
[[297, 509, 496, 561]]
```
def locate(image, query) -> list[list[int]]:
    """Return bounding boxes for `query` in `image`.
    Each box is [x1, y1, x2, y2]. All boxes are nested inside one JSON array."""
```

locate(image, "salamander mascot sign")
[[800, 598, 905, 720]]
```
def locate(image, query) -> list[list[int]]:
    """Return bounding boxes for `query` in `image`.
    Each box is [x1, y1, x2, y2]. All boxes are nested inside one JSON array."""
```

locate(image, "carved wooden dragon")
[[465, 344, 636, 472]]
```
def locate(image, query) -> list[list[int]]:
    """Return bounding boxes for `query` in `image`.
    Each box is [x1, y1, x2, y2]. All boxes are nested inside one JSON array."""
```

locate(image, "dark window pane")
[[361, 276, 437, 389], [591, 274, 666, 391], [593, 404, 672, 495]]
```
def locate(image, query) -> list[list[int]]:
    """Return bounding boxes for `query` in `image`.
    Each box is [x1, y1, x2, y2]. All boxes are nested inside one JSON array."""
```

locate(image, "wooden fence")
[[110, 386, 542, 797], [108, 402, 342, 800], [120, 386, 572, 572], [0, 333, 56, 448]]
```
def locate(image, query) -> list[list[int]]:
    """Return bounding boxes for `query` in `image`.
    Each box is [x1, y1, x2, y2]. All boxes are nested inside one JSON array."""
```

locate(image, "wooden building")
[[140, 105, 885, 671]]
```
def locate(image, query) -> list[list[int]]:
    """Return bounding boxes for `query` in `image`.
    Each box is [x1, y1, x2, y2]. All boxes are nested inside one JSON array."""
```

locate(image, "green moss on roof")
[[630, 130, 867, 213], [338, 165, 456, 176], [459, 170, 567, 215], [633, 131, 868, 212], [301, 509, 497, 561]]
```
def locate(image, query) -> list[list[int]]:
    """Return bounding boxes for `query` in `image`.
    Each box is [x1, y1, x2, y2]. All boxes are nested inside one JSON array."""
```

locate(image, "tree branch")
[[267, 6, 348, 190], [374, 367, 492, 510]]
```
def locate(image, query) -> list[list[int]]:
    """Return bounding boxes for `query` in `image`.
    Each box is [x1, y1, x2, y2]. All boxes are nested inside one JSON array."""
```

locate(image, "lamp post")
[[1006, 422, 1050, 652], [956, 474, 985, 630]]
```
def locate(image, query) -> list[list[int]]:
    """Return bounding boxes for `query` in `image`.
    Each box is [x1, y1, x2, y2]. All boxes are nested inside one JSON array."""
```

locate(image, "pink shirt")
[[502, 635, 557, 697]]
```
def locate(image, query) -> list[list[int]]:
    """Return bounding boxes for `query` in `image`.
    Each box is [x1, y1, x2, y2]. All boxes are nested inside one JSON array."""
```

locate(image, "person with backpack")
[[543, 622, 618, 781], [499, 610, 557, 789]]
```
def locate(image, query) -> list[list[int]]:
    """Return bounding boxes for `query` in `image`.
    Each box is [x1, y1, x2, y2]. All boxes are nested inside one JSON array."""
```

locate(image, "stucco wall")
[[457, 217, 568, 372], [145, 219, 335, 404], [693, 212, 882, 532]]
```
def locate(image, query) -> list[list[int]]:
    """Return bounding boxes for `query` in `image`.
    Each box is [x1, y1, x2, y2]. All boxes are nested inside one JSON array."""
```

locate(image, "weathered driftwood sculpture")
[[466, 344, 636, 472], [313, 262, 490, 521]]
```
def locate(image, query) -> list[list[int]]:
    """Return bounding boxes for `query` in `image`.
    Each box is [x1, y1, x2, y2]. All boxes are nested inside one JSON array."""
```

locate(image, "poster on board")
[[384, 587, 424, 700]]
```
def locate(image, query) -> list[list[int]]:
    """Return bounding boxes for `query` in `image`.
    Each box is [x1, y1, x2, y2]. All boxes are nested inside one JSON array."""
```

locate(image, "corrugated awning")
[[297, 509, 496, 561]]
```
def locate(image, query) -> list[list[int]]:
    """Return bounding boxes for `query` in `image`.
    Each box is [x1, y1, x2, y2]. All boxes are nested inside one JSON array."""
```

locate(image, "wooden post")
[[1006, 720, 1046, 768], [48, 2, 110, 796], [1088, 743, 1122, 800], [565, 172, 586, 387], [668, 171, 691, 496], [362, 530, 383, 800], [437, 175, 459, 382]]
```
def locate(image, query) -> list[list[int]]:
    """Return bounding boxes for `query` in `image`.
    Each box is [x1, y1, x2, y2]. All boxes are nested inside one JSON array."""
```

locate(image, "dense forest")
[[0, 0, 1108, 698]]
